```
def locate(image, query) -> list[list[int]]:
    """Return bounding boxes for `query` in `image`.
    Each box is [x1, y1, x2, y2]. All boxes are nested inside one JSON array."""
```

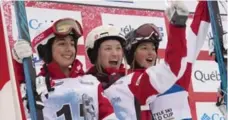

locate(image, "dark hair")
[[124, 23, 162, 69], [37, 37, 55, 64], [38, 35, 79, 92]]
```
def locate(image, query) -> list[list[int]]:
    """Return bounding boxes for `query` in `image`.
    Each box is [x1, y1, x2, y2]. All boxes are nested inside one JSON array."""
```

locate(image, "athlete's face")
[[52, 35, 76, 69], [97, 39, 124, 69], [134, 42, 157, 68]]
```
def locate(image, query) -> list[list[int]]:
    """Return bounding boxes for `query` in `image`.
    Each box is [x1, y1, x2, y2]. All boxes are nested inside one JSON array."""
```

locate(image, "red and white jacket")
[[104, 21, 188, 120], [102, 2, 211, 120], [150, 1, 211, 120], [15, 59, 117, 120]]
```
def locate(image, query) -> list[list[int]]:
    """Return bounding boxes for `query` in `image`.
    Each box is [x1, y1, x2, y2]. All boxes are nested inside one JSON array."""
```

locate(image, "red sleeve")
[[140, 110, 152, 120], [13, 59, 25, 83], [176, 63, 192, 91], [134, 22, 188, 105], [128, 71, 158, 105], [133, 73, 159, 105], [97, 84, 114, 120], [165, 23, 187, 76], [128, 71, 143, 95]]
